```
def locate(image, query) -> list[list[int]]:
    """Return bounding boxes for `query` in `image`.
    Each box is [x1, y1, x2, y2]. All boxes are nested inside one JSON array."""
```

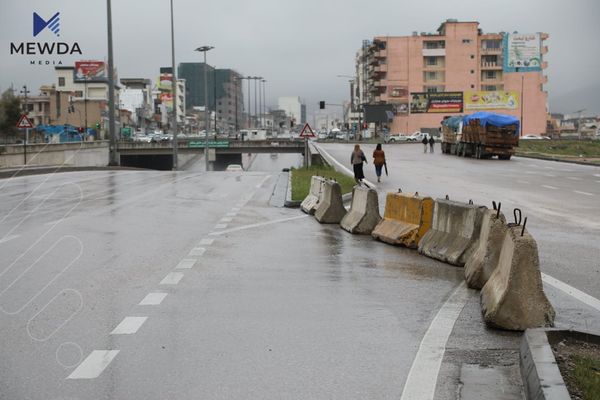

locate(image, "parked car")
[[406, 131, 427, 142], [522, 134, 543, 140], [385, 133, 408, 143]]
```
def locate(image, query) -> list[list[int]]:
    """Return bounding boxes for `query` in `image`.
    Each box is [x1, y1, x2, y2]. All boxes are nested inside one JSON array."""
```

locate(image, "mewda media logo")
[[33, 12, 61, 37]]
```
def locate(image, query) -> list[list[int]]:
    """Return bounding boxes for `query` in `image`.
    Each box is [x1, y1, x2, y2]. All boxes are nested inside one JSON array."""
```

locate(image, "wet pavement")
[[0, 149, 598, 399]]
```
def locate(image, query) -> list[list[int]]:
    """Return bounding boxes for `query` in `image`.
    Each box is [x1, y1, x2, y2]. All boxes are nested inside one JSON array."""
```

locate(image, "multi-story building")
[[277, 96, 306, 125], [178, 63, 243, 132], [356, 20, 549, 135], [23, 85, 52, 126], [120, 78, 153, 130]]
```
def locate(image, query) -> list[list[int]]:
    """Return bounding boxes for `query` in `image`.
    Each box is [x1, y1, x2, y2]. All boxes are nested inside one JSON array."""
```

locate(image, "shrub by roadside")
[[291, 165, 356, 201]]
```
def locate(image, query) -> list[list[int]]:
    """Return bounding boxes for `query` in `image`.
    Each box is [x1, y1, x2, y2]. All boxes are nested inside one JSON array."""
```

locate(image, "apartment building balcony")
[[481, 47, 502, 54], [480, 77, 503, 85], [423, 64, 445, 71], [480, 62, 503, 70], [374, 64, 388, 73], [373, 50, 387, 59], [422, 48, 445, 57]]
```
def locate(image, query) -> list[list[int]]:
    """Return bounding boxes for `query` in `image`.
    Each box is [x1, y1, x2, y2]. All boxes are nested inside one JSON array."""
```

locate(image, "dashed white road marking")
[[543, 273, 600, 312], [573, 190, 594, 196], [214, 223, 228, 229], [0, 234, 20, 244], [255, 175, 272, 188], [139, 293, 167, 306], [225, 212, 236, 217], [541, 185, 558, 190], [160, 272, 184, 285], [67, 350, 119, 379], [188, 247, 206, 256], [199, 238, 214, 246], [110, 316, 147, 335], [517, 180, 530, 184], [210, 215, 309, 236], [220, 217, 232, 223], [176, 259, 197, 269], [400, 282, 472, 400], [567, 177, 582, 181]]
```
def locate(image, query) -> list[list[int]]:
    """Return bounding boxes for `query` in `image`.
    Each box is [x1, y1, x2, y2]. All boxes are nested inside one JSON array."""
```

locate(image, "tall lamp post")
[[170, 0, 178, 170], [261, 79, 266, 129], [106, 0, 118, 165], [337, 74, 357, 132], [195, 45, 214, 172]]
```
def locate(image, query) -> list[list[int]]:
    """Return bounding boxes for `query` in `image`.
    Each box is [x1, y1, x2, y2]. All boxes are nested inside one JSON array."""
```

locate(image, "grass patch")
[[573, 355, 600, 400], [516, 139, 600, 158], [290, 165, 356, 201]]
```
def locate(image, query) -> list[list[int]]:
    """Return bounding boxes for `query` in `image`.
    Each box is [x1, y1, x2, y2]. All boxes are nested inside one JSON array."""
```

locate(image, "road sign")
[[16, 115, 34, 129], [188, 140, 229, 149], [299, 123, 316, 138]]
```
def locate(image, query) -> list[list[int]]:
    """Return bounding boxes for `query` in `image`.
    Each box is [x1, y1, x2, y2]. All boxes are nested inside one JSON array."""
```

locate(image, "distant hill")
[[550, 84, 600, 116]]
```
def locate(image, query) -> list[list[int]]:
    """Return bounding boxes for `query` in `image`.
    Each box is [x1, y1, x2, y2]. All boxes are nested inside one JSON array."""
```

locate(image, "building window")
[[462, 39, 471, 44], [482, 39, 501, 50], [423, 40, 445, 49], [470, 54, 475, 59], [58, 77, 65, 87], [471, 84, 475, 89], [470, 70, 474, 74], [425, 56, 437, 66], [426, 71, 437, 80], [485, 71, 496, 80]]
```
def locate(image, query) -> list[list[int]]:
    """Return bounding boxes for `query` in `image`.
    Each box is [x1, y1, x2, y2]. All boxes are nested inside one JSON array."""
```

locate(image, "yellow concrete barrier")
[[371, 192, 433, 248]]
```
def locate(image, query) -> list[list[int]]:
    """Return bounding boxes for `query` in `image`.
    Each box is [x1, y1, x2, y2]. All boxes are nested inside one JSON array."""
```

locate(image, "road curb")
[[284, 171, 301, 208], [515, 153, 600, 167]]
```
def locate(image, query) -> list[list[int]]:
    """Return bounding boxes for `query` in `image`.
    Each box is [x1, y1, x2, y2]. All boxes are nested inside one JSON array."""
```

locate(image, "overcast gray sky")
[[1, 0, 599, 117]]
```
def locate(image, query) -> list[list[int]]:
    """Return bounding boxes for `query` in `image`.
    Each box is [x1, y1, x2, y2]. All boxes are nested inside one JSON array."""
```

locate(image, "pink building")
[[356, 20, 549, 135]]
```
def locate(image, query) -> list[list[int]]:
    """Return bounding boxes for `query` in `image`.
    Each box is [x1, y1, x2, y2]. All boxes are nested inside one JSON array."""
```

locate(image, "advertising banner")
[[74, 61, 107, 82], [160, 93, 173, 112], [464, 91, 519, 110], [158, 73, 173, 91], [388, 85, 408, 99], [503, 33, 542, 72], [410, 92, 463, 113]]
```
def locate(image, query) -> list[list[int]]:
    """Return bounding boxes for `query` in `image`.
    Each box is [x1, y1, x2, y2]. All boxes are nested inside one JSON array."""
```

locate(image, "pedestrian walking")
[[422, 135, 428, 153], [351, 144, 367, 184], [373, 143, 386, 183], [429, 136, 435, 153]]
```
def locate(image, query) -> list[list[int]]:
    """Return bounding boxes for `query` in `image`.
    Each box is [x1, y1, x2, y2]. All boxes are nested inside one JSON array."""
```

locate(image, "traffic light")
[[319, 101, 325, 109], [95, 122, 101, 129]]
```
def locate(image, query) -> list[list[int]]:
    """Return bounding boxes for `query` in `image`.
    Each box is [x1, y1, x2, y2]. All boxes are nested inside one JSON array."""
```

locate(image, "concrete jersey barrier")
[[300, 176, 325, 215], [340, 185, 381, 234], [464, 209, 508, 289], [371, 192, 433, 248], [481, 227, 555, 331], [314, 179, 347, 224], [418, 199, 486, 266]]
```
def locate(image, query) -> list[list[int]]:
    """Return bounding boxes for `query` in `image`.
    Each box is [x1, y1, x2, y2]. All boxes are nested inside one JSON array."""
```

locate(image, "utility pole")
[[246, 77, 251, 128], [195, 46, 214, 171], [20, 85, 30, 165], [262, 79, 267, 129], [170, 0, 178, 170], [106, 0, 118, 166]]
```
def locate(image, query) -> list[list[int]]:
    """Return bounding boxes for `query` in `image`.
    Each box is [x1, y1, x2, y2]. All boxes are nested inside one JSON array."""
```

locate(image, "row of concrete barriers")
[[301, 176, 555, 331]]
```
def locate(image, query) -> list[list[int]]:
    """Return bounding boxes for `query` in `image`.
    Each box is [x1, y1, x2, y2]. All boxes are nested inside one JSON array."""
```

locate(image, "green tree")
[[0, 89, 22, 142]]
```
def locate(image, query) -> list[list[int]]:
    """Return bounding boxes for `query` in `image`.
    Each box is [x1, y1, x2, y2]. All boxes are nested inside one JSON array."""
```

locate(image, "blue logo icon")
[[33, 12, 60, 37]]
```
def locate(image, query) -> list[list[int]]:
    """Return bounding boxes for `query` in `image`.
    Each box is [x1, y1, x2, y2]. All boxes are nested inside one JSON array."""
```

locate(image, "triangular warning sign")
[[299, 123, 316, 138], [16, 115, 34, 129]]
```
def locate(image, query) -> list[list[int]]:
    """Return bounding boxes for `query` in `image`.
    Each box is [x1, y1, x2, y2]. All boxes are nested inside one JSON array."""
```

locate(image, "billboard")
[[503, 33, 542, 72], [157, 73, 173, 91], [160, 93, 173, 112], [464, 91, 519, 110], [410, 92, 463, 113], [388, 85, 408, 99], [74, 61, 107, 82]]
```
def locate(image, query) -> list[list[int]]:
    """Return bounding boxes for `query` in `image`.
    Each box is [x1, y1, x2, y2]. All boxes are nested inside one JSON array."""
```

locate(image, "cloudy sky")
[[1, 0, 599, 117]]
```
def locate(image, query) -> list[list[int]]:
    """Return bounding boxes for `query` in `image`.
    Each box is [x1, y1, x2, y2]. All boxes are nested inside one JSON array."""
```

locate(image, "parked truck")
[[441, 112, 520, 160]]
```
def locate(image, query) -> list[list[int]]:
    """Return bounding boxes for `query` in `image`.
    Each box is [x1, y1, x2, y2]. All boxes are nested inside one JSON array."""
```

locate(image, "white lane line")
[[517, 180, 530, 184], [594, 174, 600, 178], [67, 350, 119, 379], [139, 293, 167, 306], [542, 273, 600, 313], [110, 316, 147, 335], [567, 177, 582, 181], [315, 144, 377, 189], [219, 217, 232, 223], [545, 174, 556, 177], [214, 223, 228, 229], [541, 185, 558, 190], [188, 247, 206, 257], [401, 282, 472, 400], [199, 238, 214, 246], [160, 272, 184, 285], [543, 166, 555, 170], [573, 190, 594, 196], [255, 175, 272, 188], [225, 212, 236, 217], [210, 215, 309, 236], [176, 259, 197, 269], [0, 234, 20, 244]]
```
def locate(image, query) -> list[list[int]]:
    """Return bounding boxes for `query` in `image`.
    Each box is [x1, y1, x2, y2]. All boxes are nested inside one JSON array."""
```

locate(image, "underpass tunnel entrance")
[[213, 154, 243, 171], [120, 154, 174, 170]]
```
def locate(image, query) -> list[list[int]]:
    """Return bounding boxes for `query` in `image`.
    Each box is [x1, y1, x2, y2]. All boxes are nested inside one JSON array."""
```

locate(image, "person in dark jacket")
[[372, 143, 386, 183], [351, 144, 367, 184], [422, 136, 428, 153], [429, 136, 435, 153]]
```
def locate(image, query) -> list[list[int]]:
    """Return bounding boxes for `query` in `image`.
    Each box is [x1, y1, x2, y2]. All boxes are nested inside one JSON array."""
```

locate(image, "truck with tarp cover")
[[442, 112, 520, 160], [440, 115, 463, 154]]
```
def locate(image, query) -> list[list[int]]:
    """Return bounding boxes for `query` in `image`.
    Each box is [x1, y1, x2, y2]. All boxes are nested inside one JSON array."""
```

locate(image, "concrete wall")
[[0, 142, 109, 168]]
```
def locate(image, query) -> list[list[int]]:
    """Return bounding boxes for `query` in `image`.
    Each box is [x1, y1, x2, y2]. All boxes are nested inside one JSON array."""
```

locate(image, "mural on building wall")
[[464, 91, 519, 110], [74, 61, 107, 82], [503, 33, 542, 72], [409, 92, 463, 113]]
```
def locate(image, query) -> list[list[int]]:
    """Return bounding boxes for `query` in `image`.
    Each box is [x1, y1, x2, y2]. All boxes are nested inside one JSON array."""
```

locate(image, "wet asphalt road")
[[0, 149, 598, 399]]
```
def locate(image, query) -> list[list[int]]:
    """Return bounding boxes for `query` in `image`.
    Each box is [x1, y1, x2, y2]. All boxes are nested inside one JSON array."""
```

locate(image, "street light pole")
[[262, 79, 266, 129], [195, 45, 214, 171], [246, 76, 251, 128], [170, 0, 178, 170], [106, 0, 118, 165]]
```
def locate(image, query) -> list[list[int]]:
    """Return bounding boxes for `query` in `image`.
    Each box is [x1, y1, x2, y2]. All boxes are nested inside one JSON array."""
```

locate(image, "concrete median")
[[481, 227, 555, 330], [464, 209, 508, 289], [301, 176, 325, 215], [314, 179, 347, 224], [340, 185, 381, 234], [371, 192, 433, 248], [418, 199, 486, 266]]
